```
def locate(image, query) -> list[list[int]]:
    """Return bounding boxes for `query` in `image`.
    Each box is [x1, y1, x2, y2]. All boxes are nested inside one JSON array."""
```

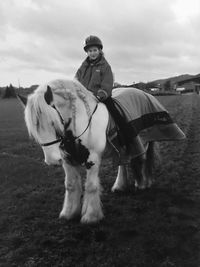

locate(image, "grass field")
[[0, 95, 200, 267]]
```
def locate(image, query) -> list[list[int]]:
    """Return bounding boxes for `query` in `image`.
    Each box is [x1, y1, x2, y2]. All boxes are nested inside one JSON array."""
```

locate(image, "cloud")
[[1, 0, 200, 86]]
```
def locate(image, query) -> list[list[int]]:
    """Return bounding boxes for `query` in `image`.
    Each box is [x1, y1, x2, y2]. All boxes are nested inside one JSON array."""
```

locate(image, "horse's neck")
[[72, 96, 97, 136], [67, 96, 109, 155]]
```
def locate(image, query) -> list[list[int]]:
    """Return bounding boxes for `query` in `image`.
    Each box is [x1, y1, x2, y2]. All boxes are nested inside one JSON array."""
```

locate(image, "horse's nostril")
[[58, 159, 62, 165]]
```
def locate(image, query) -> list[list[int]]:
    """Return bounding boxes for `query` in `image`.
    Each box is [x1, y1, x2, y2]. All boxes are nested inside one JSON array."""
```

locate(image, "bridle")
[[40, 103, 98, 147]]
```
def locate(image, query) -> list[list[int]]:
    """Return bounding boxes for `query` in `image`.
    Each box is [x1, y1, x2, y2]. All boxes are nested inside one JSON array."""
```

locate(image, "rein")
[[41, 103, 98, 147], [75, 103, 98, 139]]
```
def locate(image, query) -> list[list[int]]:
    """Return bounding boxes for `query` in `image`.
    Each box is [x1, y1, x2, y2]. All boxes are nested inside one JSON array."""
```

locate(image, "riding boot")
[[103, 96, 136, 153]]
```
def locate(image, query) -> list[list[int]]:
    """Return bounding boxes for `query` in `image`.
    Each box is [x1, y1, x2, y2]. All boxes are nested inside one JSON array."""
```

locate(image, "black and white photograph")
[[0, 0, 200, 266]]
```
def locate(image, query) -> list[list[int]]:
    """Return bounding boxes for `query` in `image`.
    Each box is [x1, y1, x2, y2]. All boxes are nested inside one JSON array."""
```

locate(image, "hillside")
[[152, 73, 200, 85]]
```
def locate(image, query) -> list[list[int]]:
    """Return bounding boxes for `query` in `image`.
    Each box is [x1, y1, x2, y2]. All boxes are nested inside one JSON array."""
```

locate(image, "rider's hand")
[[97, 89, 108, 101]]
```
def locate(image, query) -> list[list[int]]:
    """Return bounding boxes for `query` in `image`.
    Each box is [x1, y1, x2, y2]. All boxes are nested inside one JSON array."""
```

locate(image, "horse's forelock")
[[25, 91, 63, 142]]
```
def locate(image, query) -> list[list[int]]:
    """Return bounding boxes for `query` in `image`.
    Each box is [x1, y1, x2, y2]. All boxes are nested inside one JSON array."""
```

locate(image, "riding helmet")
[[84, 36, 103, 51]]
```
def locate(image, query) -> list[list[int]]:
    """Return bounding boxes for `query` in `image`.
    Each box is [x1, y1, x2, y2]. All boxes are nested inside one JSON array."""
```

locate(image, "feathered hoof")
[[135, 182, 153, 190], [111, 185, 126, 193], [59, 211, 71, 220], [59, 210, 79, 220], [134, 180, 147, 190], [146, 179, 154, 188], [81, 212, 104, 224]]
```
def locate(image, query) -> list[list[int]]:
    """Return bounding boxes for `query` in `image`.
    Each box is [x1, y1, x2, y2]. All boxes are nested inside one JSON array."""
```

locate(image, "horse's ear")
[[44, 85, 53, 105], [17, 94, 27, 108]]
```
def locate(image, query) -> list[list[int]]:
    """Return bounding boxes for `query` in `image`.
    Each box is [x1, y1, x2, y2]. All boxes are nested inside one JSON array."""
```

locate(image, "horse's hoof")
[[111, 185, 125, 193], [81, 212, 104, 224], [59, 211, 69, 220], [134, 181, 147, 190], [59, 211, 77, 220], [147, 180, 154, 188]]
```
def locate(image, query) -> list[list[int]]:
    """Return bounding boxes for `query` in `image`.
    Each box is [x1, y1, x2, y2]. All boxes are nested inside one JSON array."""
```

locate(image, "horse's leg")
[[132, 142, 156, 189], [59, 162, 82, 220], [81, 152, 103, 223], [131, 154, 147, 190], [144, 142, 157, 188], [111, 165, 128, 192]]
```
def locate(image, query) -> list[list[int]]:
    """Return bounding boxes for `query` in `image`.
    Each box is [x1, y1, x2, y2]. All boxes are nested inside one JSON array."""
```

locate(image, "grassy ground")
[[0, 96, 199, 267]]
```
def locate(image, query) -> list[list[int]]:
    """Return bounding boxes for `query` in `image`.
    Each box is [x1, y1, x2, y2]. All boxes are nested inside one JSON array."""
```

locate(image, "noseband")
[[40, 103, 98, 147], [41, 137, 63, 147]]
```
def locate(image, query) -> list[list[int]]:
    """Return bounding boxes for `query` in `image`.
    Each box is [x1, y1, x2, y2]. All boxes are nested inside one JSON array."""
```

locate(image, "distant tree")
[[163, 80, 171, 91], [113, 82, 122, 88], [3, 84, 16, 98], [0, 88, 4, 97], [134, 82, 146, 90], [145, 82, 157, 90]]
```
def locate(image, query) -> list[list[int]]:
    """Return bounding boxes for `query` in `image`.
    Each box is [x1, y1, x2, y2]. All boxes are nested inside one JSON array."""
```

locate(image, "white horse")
[[18, 79, 185, 223]]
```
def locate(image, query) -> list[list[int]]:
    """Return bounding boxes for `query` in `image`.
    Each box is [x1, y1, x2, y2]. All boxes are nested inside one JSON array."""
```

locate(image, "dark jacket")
[[75, 55, 113, 99]]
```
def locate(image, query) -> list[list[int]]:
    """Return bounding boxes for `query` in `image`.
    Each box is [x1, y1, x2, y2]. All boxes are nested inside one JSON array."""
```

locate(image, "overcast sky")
[[1, 0, 200, 87]]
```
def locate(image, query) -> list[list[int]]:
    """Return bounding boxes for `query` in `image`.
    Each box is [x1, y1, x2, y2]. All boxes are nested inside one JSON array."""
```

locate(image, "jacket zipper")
[[87, 64, 94, 89]]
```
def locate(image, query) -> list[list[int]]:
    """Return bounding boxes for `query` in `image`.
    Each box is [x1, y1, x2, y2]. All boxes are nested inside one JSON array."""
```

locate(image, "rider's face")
[[87, 46, 100, 60]]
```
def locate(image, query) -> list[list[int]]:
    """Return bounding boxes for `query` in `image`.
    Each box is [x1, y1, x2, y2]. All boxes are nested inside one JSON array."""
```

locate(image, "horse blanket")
[[106, 87, 185, 163]]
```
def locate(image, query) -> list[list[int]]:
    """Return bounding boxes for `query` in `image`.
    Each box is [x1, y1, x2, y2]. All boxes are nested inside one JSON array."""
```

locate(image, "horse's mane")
[[25, 79, 97, 142], [38, 79, 96, 102]]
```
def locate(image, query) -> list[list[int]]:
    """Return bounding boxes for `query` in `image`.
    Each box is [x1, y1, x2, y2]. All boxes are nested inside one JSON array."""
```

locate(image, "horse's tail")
[[145, 141, 160, 176]]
